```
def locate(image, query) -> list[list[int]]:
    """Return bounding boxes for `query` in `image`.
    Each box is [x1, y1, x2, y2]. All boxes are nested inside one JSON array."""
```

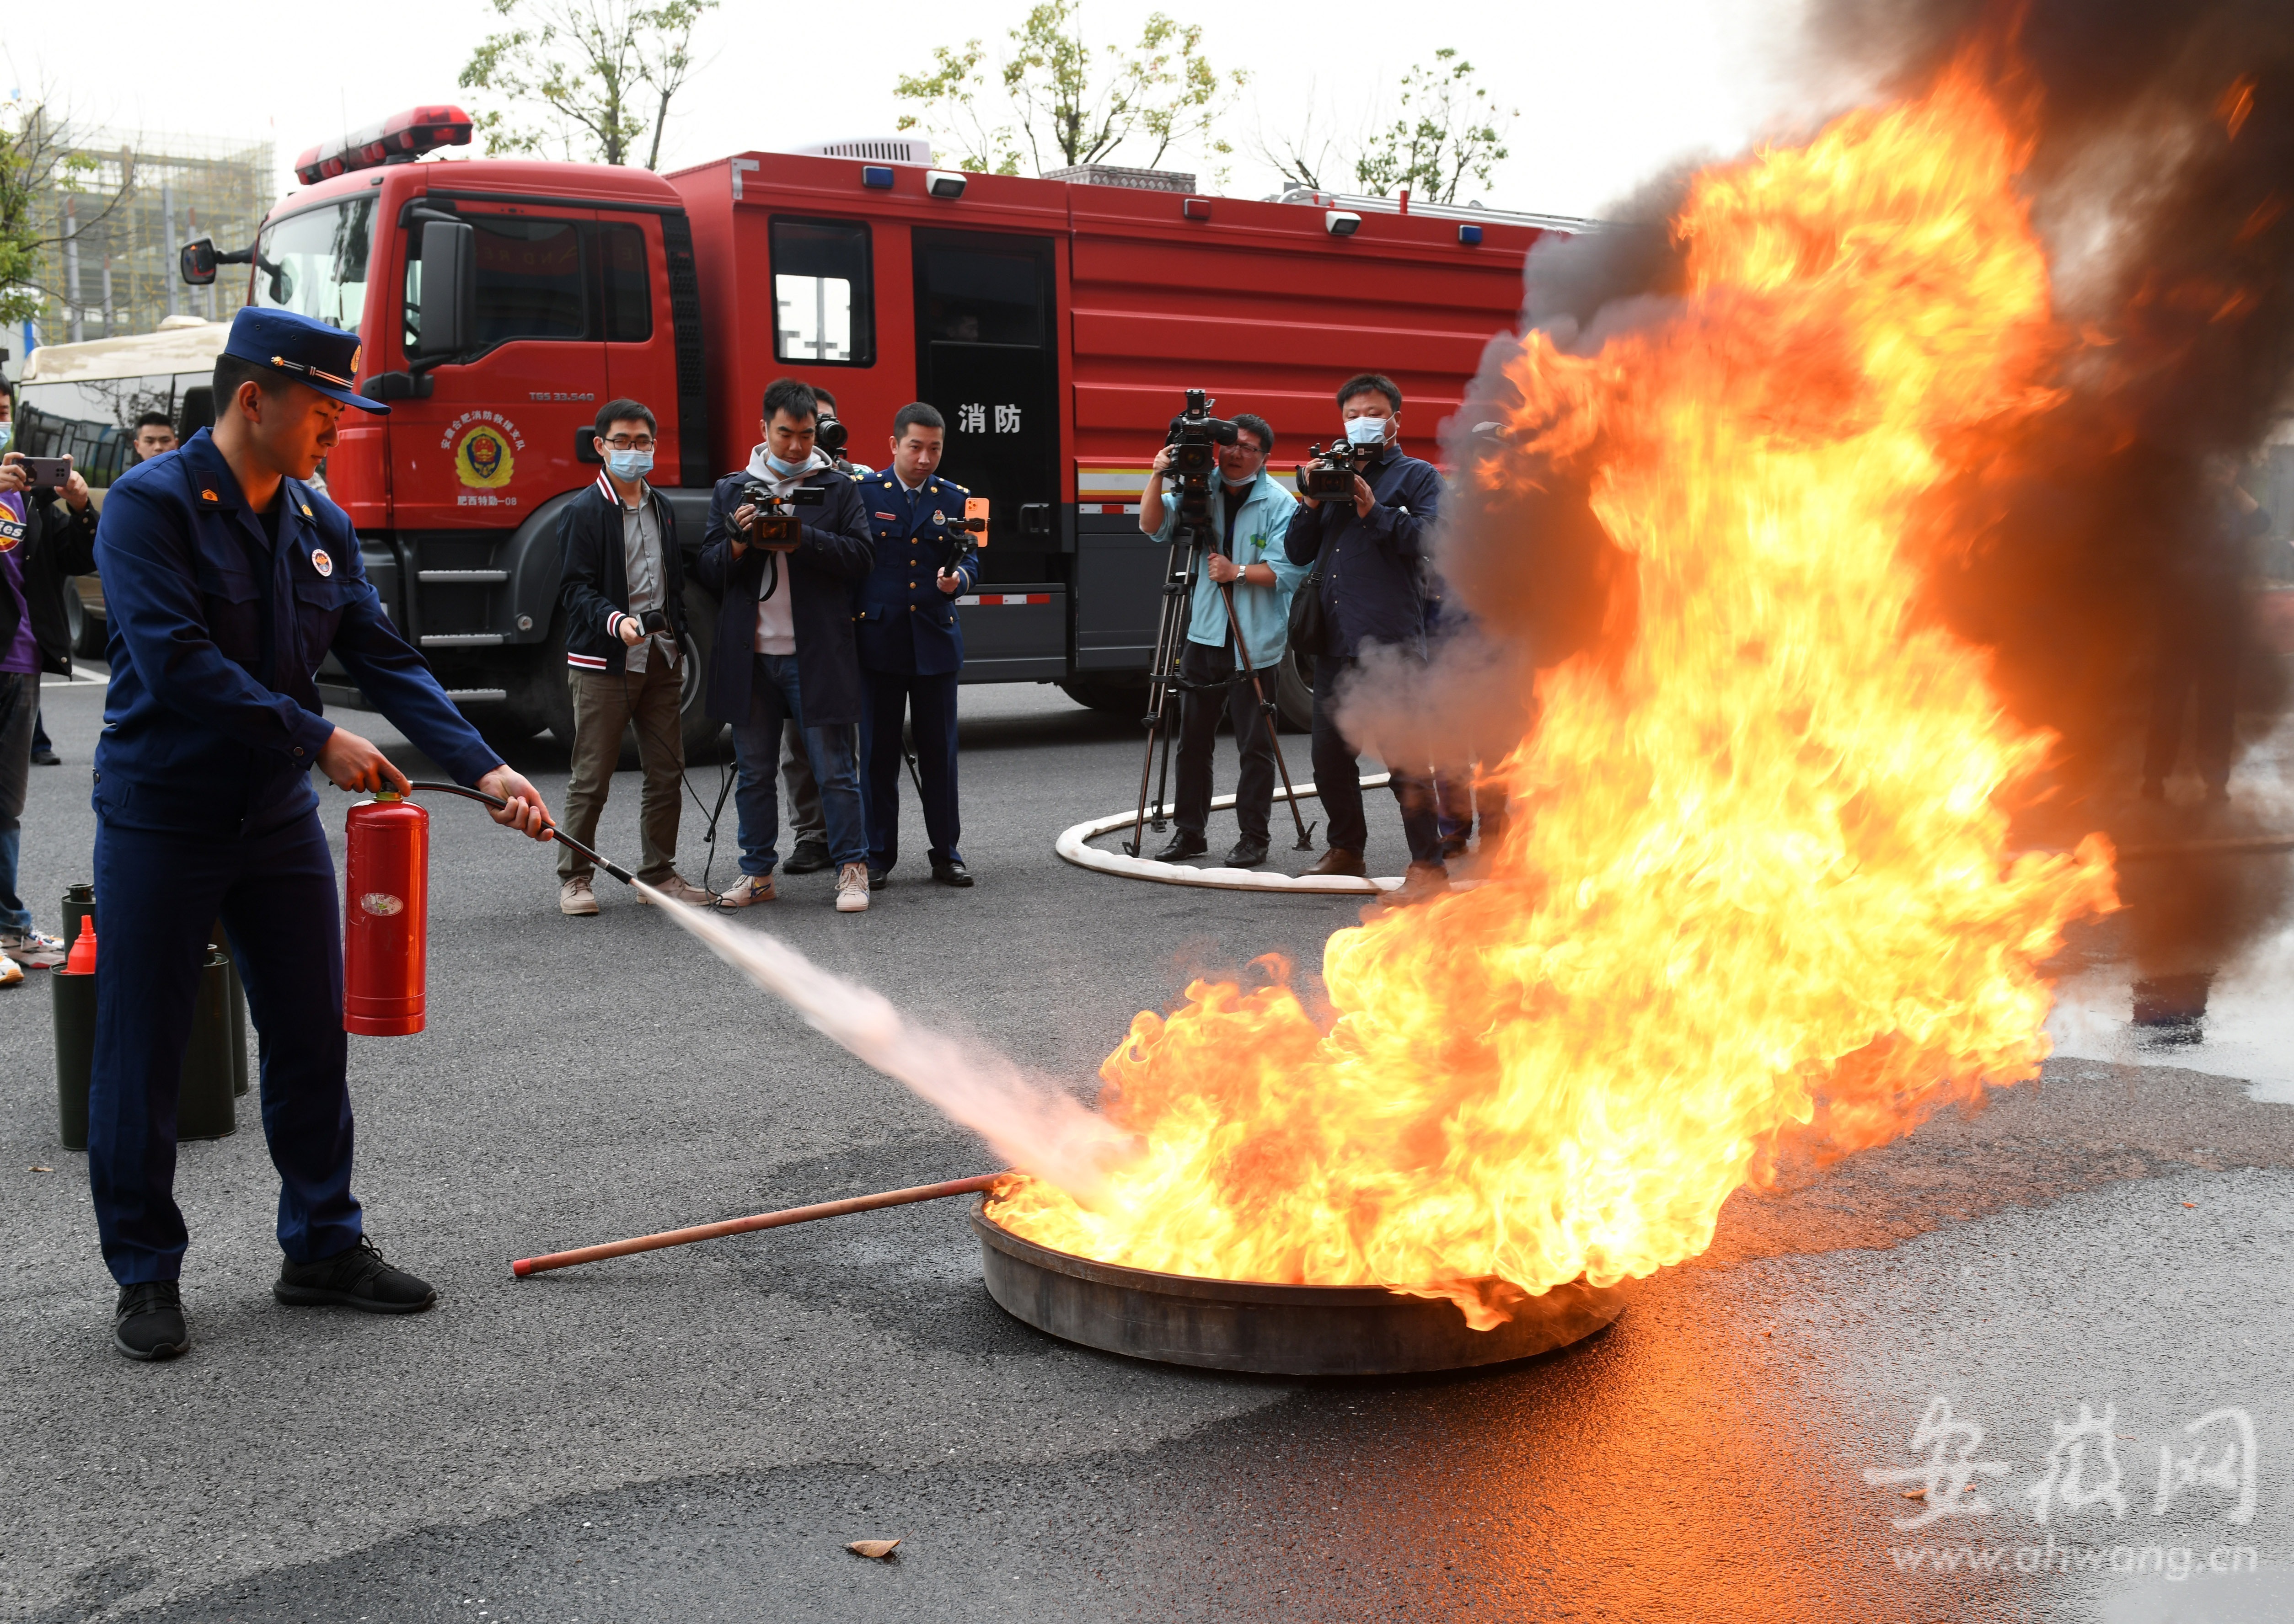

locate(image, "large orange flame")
[[993, 66, 2121, 1327]]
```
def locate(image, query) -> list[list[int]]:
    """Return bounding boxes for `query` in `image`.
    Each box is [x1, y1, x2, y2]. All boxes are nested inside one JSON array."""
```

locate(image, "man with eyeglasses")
[[553, 399, 718, 915]]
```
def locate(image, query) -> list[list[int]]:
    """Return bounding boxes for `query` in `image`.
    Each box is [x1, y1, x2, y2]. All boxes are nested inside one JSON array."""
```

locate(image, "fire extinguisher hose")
[[402, 780, 635, 885]]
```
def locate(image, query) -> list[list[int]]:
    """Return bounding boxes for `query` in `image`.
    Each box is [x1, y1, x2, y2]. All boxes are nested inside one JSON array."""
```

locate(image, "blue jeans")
[[729, 654, 867, 873]]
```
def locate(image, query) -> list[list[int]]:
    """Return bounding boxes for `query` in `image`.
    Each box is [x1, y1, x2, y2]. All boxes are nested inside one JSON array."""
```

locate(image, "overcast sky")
[[5, 0, 1820, 221]]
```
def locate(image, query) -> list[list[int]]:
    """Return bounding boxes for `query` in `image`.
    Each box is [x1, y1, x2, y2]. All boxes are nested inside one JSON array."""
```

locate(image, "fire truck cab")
[[206, 112, 1566, 748]]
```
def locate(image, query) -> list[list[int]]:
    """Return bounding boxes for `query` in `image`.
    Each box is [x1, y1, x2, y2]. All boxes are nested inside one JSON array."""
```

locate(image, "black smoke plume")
[[1416, 0, 2294, 978]]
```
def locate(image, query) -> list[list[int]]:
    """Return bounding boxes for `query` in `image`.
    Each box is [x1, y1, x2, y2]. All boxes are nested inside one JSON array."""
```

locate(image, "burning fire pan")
[[973, 1202, 1627, 1376]]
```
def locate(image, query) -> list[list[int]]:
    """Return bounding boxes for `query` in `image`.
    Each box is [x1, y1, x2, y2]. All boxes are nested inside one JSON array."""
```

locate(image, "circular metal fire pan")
[[972, 1202, 1628, 1376]]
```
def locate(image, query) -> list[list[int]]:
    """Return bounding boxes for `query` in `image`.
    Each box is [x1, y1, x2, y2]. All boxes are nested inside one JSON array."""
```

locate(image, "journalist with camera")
[[1137, 408, 1303, 866], [1285, 372, 1447, 892], [697, 378, 877, 914]]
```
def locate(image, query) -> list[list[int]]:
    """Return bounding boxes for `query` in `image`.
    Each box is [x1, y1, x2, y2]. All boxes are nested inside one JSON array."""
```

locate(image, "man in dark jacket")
[[1283, 372, 1446, 893], [0, 449, 98, 972], [695, 378, 876, 913], [855, 401, 980, 888], [553, 398, 717, 915]]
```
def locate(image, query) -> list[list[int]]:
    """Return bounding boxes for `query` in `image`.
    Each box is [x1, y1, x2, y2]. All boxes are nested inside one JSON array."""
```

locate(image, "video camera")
[[814, 403, 851, 465], [1161, 388, 1239, 534], [737, 481, 827, 548], [1297, 440, 1366, 501]]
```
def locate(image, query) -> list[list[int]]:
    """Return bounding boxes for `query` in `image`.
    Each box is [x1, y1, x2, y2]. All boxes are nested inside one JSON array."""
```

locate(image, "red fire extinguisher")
[[344, 790, 430, 1036]]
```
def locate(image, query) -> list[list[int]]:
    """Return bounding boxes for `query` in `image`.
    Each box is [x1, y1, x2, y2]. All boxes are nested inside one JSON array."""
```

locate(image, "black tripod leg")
[[1127, 528, 1200, 855]]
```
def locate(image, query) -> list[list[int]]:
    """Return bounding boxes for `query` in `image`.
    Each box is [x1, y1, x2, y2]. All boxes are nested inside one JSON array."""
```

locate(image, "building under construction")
[[22, 124, 273, 348]]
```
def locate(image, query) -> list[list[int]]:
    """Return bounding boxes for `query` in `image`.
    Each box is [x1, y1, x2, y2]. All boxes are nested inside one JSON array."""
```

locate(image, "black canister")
[[52, 968, 96, 1152], [60, 882, 95, 959], [55, 945, 238, 1148], [178, 947, 238, 1141], [210, 920, 251, 1098]]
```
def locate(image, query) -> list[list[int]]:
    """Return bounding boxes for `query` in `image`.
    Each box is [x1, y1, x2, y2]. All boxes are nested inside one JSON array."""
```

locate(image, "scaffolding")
[[28, 125, 275, 346]]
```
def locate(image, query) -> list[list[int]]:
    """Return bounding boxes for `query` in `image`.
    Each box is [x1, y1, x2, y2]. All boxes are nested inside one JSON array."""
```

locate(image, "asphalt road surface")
[[4, 674, 2291, 1624]]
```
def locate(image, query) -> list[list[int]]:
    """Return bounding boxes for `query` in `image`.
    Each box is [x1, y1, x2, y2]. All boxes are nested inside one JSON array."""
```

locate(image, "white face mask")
[[1344, 414, 1389, 448]]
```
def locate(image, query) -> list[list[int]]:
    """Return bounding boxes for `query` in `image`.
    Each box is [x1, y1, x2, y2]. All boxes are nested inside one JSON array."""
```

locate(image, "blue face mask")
[[1344, 415, 1389, 448], [765, 449, 809, 477], [606, 448, 653, 481]]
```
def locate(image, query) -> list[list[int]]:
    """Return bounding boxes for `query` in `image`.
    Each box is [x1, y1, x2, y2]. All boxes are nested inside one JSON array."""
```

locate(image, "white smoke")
[[635, 884, 1131, 1200]]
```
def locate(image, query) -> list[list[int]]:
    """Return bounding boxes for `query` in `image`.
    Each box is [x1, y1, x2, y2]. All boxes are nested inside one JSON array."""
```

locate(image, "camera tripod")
[[1126, 522, 1315, 859]]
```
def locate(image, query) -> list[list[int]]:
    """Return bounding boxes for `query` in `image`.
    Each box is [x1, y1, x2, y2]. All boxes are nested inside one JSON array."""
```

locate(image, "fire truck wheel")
[[536, 640, 579, 752], [675, 587, 729, 764], [68, 584, 108, 661], [1275, 653, 1314, 733], [1059, 678, 1149, 719]]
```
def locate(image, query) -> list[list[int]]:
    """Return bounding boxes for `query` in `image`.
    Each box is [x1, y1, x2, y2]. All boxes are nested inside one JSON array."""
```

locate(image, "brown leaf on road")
[[847, 1539, 902, 1560], [1901, 1489, 1926, 1500]]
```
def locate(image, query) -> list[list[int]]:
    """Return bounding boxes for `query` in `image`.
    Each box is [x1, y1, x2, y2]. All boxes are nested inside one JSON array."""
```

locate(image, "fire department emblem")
[[311, 549, 333, 577], [455, 424, 515, 490], [359, 892, 403, 916]]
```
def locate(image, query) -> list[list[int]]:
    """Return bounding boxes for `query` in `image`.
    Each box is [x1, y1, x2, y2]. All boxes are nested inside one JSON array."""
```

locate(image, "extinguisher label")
[[360, 892, 405, 916]]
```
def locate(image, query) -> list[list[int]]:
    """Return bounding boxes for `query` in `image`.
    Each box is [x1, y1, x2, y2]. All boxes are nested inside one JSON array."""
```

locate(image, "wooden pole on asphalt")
[[510, 1173, 1006, 1277]]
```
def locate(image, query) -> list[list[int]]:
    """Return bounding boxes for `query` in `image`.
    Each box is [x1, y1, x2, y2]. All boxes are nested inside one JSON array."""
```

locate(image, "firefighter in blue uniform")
[[855, 402, 978, 887], [87, 308, 553, 1362]]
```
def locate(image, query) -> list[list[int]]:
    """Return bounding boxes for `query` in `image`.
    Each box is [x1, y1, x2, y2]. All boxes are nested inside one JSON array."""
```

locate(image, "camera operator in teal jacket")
[[1138, 411, 1304, 867]]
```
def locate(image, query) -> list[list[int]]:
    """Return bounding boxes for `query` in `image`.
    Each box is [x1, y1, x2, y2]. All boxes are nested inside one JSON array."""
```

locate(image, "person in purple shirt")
[[0, 448, 97, 975]]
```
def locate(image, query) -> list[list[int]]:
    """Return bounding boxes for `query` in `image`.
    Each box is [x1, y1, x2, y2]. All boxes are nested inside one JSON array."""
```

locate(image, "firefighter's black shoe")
[[1225, 837, 1269, 868], [783, 838, 832, 875], [867, 866, 890, 891], [114, 1281, 189, 1361], [931, 860, 974, 887], [1153, 831, 1208, 862], [273, 1237, 437, 1314]]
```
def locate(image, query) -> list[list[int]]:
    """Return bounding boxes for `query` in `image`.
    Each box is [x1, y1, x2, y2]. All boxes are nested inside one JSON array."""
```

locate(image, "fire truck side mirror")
[[413, 220, 477, 359], [180, 238, 218, 287]]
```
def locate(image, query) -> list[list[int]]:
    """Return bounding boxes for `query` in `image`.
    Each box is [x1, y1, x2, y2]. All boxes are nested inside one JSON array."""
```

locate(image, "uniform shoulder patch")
[[199, 488, 220, 502]]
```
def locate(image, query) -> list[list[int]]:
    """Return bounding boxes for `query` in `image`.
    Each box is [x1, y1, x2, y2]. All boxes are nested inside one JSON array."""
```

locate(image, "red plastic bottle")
[[343, 791, 430, 1036]]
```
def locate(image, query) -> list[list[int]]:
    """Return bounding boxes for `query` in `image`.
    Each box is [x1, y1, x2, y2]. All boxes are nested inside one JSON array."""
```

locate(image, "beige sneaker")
[[559, 876, 600, 917], [717, 872, 776, 908], [639, 873, 718, 908], [835, 862, 870, 913]]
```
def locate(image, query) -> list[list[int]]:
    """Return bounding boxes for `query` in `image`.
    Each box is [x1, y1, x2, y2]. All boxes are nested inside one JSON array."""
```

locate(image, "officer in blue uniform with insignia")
[[855, 402, 978, 887], [88, 307, 553, 1362]]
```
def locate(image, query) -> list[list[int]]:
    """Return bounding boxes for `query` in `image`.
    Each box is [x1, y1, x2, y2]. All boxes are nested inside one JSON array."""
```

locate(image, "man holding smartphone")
[[0, 447, 96, 975], [552, 397, 718, 917]]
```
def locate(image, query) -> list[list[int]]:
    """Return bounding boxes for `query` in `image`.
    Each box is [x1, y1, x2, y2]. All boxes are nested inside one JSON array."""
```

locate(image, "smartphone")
[[964, 496, 990, 541], [18, 456, 70, 491]]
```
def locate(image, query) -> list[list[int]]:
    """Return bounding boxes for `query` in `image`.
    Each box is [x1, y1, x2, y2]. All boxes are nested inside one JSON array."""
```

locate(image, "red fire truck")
[[172, 108, 1566, 748]]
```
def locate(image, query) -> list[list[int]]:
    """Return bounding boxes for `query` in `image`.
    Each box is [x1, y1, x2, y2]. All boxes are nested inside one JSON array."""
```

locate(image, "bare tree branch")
[[458, 0, 716, 170]]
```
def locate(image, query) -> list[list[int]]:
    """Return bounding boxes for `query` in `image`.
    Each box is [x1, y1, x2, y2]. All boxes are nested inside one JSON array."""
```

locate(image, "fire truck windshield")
[[252, 198, 375, 332]]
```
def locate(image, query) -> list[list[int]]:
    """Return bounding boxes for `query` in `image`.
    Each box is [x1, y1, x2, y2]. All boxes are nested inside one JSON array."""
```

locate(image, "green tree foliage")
[[1353, 50, 1514, 205], [0, 94, 125, 328], [459, 0, 716, 170], [895, 1, 1243, 179]]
